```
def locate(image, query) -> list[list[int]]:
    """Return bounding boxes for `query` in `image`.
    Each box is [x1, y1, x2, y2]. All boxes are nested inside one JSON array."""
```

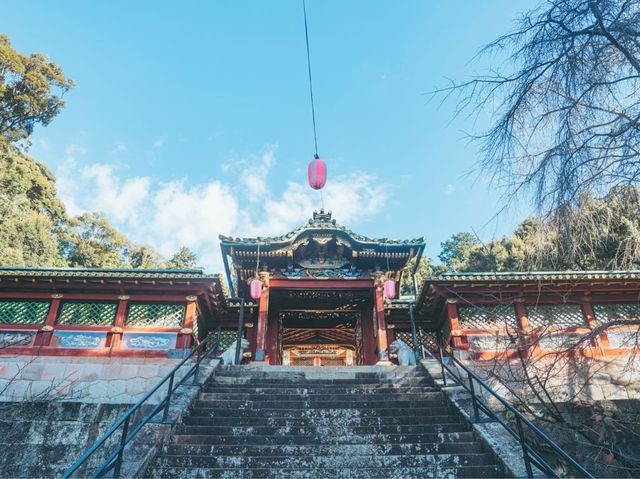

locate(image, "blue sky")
[[3, 0, 536, 271]]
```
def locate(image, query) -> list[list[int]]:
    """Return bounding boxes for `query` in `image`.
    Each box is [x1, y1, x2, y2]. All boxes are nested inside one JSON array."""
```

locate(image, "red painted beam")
[[269, 279, 374, 289]]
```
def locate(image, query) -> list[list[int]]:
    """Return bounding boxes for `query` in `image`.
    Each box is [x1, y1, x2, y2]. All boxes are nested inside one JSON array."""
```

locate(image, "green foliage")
[[59, 213, 179, 269], [400, 256, 437, 296], [0, 194, 66, 267], [0, 34, 198, 270], [0, 34, 74, 144], [128, 245, 164, 269], [438, 187, 640, 272], [60, 213, 130, 268], [0, 142, 67, 266], [439, 232, 478, 271], [168, 247, 198, 269], [0, 141, 66, 222]]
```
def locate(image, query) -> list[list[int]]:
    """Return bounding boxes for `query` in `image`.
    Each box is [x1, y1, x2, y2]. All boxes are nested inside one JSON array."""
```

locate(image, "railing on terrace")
[[414, 339, 593, 478], [406, 302, 593, 478], [62, 325, 223, 479]]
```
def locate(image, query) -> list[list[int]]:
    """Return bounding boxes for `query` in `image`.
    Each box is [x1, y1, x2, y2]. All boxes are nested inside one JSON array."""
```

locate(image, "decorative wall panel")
[[121, 332, 177, 350], [0, 329, 37, 347], [593, 303, 640, 324], [458, 305, 518, 330], [125, 304, 184, 328], [51, 331, 108, 348], [57, 302, 117, 326], [0, 300, 50, 325], [526, 304, 585, 329]]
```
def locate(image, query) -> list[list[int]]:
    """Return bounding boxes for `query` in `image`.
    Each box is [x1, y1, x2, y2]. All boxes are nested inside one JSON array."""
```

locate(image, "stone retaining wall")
[[0, 354, 220, 478], [0, 355, 187, 404]]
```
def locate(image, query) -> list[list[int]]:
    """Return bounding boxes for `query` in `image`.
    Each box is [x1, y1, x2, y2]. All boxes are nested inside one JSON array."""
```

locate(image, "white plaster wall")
[[0, 355, 195, 404]]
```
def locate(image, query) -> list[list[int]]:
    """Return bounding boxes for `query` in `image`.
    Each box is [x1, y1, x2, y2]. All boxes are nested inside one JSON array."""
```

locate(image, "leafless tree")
[[443, 289, 640, 477], [437, 0, 640, 213]]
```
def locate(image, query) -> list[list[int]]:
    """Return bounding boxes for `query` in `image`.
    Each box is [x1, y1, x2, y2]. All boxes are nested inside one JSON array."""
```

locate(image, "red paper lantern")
[[308, 154, 327, 190], [249, 278, 262, 300], [383, 278, 396, 300]]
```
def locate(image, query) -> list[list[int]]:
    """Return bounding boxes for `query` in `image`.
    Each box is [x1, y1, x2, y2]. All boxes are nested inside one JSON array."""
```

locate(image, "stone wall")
[[454, 352, 640, 404], [443, 353, 640, 477], [0, 354, 220, 478], [0, 401, 130, 478], [0, 355, 186, 404]]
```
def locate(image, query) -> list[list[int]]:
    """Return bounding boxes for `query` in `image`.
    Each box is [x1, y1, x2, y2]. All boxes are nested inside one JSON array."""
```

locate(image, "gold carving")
[[179, 328, 193, 335], [185, 295, 197, 301], [374, 272, 386, 288], [259, 271, 270, 289], [117, 295, 130, 300], [110, 326, 123, 333], [51, 294, 63, 299], [40, 325, 54, 332], [446, 298, 458, 304]]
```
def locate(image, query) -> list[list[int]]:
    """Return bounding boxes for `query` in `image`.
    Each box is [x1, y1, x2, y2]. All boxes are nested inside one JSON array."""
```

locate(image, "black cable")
[[303, 0, 319, 157]]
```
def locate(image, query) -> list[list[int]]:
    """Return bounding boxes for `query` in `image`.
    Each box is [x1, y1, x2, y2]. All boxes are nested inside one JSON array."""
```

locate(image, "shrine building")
[[1, 209, 639, 364]]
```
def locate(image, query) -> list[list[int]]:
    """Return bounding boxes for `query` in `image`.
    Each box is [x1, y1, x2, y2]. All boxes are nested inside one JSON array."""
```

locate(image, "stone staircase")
[[145, 365, 504, 479]]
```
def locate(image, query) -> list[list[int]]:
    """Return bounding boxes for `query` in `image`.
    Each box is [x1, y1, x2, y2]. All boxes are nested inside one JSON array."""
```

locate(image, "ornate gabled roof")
[[0, 266, 216, 280], [414, 270, 640, 316], [426, 270, 640, 282], [219, 209, 424, 248]]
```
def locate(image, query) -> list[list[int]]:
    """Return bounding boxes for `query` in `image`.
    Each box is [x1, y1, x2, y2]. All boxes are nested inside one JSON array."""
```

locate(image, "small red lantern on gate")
[[383, 278, 396, 300], [249, 278, 262, 300], [308, 154, 327, 190]]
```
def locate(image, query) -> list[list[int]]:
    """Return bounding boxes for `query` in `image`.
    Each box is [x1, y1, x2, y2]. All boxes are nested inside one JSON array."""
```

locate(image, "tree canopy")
[[0, 34, 74, 145], [0, 34, 200, 271], [439, 0, 640, 213], [439, 186, 640, 272]]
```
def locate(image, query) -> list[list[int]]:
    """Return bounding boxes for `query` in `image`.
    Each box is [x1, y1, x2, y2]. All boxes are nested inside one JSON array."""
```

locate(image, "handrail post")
[[438, 340, 448, 387], [409, 303, 420, 362], [235, 298, 245, 365], [113, 415, 130, 478], [515, 414, 535, 478], [162, 372, 175, 423], [194, 342, 202, 384], [215, 327, 221, 357], [467, 373, 481, 422]]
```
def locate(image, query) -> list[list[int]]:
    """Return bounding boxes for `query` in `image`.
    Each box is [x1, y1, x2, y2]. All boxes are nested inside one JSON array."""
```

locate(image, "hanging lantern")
[[383, 278, 396, 300], [308, 154, 327, 190], [249, 278, 262, 300]]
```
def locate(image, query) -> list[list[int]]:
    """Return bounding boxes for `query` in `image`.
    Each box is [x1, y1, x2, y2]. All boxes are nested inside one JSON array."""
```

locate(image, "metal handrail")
[[62, 326, 223, 479], [418, 337, 593, 478]]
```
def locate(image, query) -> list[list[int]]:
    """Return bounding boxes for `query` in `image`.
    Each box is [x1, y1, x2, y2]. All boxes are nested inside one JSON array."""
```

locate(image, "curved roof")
[[219, 209, 424, 249]]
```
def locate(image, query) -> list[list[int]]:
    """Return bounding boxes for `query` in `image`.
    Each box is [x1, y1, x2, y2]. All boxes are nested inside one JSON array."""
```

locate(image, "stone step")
[[171, 431, 477, 446], [174, 423, 470, 437], [187, 406, 450, 418], [192, 399, 445, 410], [181, 412, 460, 427], [197, 392, 442, 402], [216, 366, 422, 375], [213, 371, 427, 379], [162, 441, 485, 457], [207, 377, 434, 386], [151, 452, 496, 469], [145, 464, 503, 479], [201, 386, 438, 394]]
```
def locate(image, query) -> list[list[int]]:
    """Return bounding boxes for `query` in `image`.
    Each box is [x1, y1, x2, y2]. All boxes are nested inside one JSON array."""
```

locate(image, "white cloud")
[[111, 143, 127, 154], [443, 183, 456, 196], [56, 146, 389, 272]]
